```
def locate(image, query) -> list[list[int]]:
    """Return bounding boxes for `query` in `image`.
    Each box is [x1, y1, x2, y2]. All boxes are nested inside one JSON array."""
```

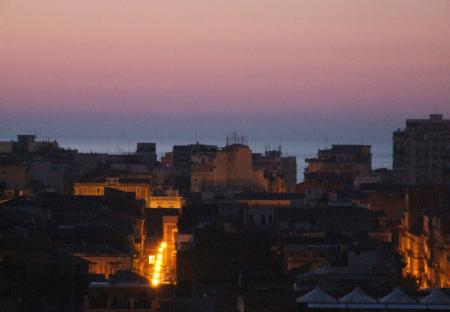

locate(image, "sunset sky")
[[1, 0, 450, 142]]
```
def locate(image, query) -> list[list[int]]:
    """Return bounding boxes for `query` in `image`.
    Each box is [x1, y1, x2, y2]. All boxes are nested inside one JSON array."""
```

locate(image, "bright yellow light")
[[151, 241, 167, 287]]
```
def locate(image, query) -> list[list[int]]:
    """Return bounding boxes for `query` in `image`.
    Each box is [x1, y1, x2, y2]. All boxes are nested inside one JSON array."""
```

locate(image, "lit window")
[[148, 255, 155, 264]]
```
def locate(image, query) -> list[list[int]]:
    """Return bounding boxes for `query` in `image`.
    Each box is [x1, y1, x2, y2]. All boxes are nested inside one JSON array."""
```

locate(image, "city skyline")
[[1, 2, 450, 307], [1, 0, 450, 141]]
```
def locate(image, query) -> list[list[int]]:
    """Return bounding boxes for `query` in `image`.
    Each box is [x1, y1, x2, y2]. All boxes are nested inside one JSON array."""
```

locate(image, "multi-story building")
[[399, 208, 450, 288], [74, 177, 184, 209], [0, 141, 14, 156], [107, 143, 157, 172], [85, 272, 155, 311], [74, 177, 152, 207], [172, 143, 218, 190], [148, 189, 184, 209], [162, 215, 178, 284], [0, 135, 60, 158], [305, 145, 372, 185], [67, 245, 132, 279], [0, 162, 28, 191], [393, 114, 450, 185], [136, 142, 156, 163], [398, 188, 450, 288], [190, 143, 268, 192], [252, 148, 297, 193]]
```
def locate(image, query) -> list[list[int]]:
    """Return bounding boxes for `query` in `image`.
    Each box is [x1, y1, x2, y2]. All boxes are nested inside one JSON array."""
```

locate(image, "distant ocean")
[[57, 138, 392, 182]]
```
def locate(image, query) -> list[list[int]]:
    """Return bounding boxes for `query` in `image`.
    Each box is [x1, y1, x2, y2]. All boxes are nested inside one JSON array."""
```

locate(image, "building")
[[136, 143, 156, 163], [0, 135, 59, 157], [190, 143, 268, 192], [305, 145, 372, 186], [74, 177, 152, 207], [146, 215, 178, 286], [74, 176, 185, 209], [171, 142, 269, 192], [212, 144, 267, 192], [172, 143, 218, 190], [85, 272, 156, 312], [398, 196, 450, 288], [162, 215, 178, 284], [293, 242, 398, 293], [148, 189, 184, 209], [106, 143, 157, 173], [66, 245, 132, 279], [393, 114, 450, 185], [0, 141, 13, 156], [295, 180, 340, 208], [0, 162, 28, 191], [252, 148, 297, 193], [282, 156, 297, 192]]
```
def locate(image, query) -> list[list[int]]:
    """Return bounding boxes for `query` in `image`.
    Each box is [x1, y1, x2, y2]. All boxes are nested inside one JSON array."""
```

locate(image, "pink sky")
[[1, 0, 450, 139]]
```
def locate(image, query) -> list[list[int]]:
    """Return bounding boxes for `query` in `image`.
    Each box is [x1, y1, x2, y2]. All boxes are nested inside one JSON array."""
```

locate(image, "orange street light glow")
[[151, 241, 166, 287]]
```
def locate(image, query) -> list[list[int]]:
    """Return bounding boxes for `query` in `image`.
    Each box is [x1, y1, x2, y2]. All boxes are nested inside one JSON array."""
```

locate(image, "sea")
[[56, 138, 392, 182]]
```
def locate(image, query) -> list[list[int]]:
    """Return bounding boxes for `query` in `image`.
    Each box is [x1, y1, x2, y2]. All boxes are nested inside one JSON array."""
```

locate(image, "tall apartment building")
[[393, 114, 450, 185]]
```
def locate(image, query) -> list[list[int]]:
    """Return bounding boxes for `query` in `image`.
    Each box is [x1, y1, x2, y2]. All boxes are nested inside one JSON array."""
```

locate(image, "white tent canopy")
[[297, 286, 450, 310], [339, 287, 377, 304], [420, 289, 450, 304], [379, 287, 416, 304], [296, 286, 336, 303]]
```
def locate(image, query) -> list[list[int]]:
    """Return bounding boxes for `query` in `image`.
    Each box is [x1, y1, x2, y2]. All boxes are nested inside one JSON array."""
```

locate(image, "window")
[[148, 255, 155, 264]]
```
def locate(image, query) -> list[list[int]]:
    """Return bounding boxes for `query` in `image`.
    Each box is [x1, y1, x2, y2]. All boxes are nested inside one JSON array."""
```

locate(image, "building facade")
[[398, 204, 450, 288], [74, 177, 151, 207], [252, 149, 297, 193], [393, 114, 450, 185], [305, 145, 372, 185], [190, 144, 268, 192]]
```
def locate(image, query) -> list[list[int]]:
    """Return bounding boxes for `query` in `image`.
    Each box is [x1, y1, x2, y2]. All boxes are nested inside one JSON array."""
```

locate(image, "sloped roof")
[[296, 286, 336, 303], [420, 289, 450, 304], [379, 287, 416, 304], [339, 287, 377, 304]]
